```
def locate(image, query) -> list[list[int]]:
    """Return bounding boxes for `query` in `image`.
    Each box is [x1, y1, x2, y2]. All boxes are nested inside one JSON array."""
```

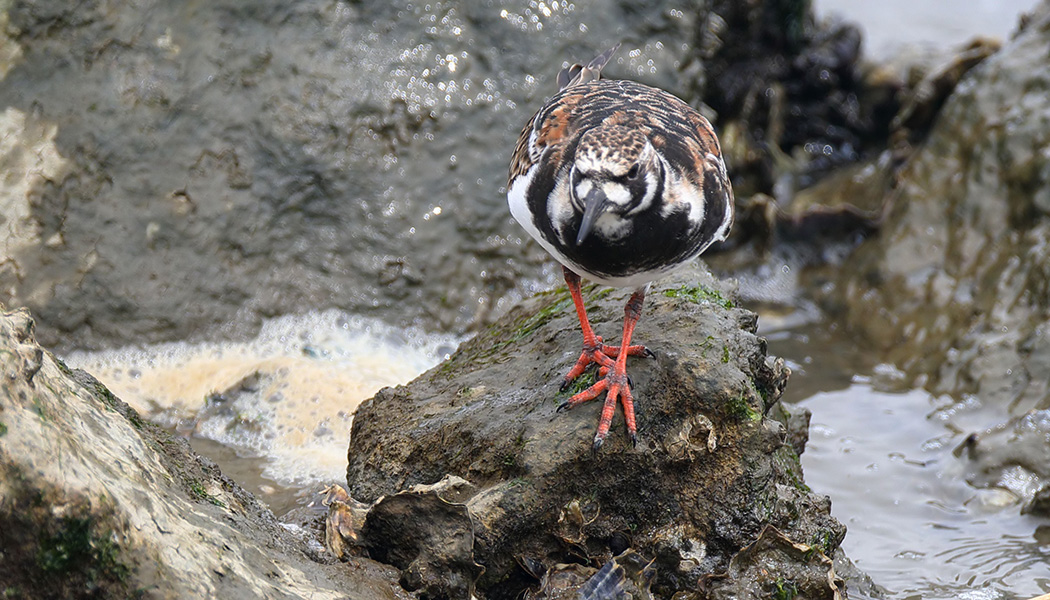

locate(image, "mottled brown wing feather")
[[508, 114, 538, 184], [509, 45, 623, 185]]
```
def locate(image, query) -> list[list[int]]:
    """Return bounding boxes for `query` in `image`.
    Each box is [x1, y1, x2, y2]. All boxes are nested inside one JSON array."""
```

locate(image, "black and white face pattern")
[[567, 125, 665, 245], [507, 74, 735, 290]]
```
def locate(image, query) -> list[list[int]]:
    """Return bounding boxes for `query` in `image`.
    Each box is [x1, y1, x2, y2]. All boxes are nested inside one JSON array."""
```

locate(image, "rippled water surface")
[[768, 319, 1050, 600]]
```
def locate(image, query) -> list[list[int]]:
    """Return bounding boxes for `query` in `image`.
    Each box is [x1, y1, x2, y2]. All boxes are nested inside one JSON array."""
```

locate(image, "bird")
[[507, 44, 735, 451]]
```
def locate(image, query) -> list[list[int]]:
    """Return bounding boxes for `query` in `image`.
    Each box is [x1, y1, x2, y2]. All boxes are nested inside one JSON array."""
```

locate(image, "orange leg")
[[558, 269, 649, 450], [559, 268, 649, 389], [559, 268, 615, 386]]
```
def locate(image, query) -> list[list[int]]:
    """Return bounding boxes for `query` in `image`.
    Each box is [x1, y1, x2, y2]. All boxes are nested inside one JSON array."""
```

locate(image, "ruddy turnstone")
[[507, 44, 735, 450]]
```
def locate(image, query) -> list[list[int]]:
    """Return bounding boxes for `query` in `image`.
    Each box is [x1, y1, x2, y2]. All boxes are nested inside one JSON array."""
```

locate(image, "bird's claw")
[[592, 436, 605, 454]]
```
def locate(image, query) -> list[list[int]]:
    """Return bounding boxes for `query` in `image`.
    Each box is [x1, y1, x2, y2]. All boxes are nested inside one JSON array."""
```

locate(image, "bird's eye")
[[626, 164, 640, 180]]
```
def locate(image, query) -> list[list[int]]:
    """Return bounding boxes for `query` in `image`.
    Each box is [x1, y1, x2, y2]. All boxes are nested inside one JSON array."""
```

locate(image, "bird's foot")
[[557, 361, 638, 451], [602, 342, 654, 360], [559, 336, 651, 392], [559, 336, 614, 391]]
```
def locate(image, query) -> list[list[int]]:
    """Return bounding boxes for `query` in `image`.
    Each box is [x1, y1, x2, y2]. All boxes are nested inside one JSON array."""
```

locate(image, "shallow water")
[[768, 319, 1050, 600]]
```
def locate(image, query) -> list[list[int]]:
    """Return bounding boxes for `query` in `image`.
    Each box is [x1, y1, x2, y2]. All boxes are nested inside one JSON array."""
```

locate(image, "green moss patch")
[[37, 516, 130, 584], [726, 394, 762, 422], [663, 284, 734, 309]]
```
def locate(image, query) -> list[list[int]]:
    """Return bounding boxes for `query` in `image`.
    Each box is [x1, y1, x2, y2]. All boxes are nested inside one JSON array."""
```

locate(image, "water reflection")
[[771, 321, 1050, 600]]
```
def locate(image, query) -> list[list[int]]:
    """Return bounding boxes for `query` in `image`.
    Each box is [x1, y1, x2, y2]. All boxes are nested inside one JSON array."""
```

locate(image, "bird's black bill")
[[576, 187, 610, 245]]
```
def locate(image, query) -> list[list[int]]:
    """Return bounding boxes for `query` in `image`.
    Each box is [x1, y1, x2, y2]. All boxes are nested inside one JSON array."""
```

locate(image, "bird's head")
[[569, 125, 662, 245]]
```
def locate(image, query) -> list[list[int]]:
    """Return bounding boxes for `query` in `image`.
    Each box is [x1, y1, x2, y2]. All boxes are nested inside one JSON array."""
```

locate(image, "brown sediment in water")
[[64, 311, 456, 485]]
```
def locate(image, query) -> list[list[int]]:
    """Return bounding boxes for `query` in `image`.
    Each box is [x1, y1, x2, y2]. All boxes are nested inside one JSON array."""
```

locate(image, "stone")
[[0, 305, 409, 599], [827, 0, 1050, 415], [346, 265, 846, 599], [700, 526, 843, 600], [0, 0, 903, 352]]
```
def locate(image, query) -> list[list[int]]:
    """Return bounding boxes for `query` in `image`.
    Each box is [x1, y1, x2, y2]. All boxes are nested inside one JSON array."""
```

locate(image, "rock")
[[346, 266, 847, 599], [771, 402, 811, 458], [362, 478, 485, 599], [533, 562, 601, 600], [826, 0, 1050, 416], [727, 33, 1001, 254], [700, 526, 843, 600], [0, 305, 409, 599], [1023, 485, 1050, 517], [890, 37, 1002, 142], [778, 155, 892, 233], [0, 0, 702, 350], [703, 8, 901, 200], [955, 410, 1050, 511]]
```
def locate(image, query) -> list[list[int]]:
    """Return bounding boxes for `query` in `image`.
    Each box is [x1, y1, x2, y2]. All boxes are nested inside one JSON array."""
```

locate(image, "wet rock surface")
[[1, 0, 901, 352], [956, 409, 1050, 515], [0, 0, 695, 350], [361, 477, 485, 599], [0, 305, 409, 599], [700, 526, 843, 600], [704, 5, 900, 201], [346, 266, 848, 599], [823, 0, 1050, 503]]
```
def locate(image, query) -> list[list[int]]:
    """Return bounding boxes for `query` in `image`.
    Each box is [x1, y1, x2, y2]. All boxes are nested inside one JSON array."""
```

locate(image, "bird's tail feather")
[[557, 43, 621, 90]]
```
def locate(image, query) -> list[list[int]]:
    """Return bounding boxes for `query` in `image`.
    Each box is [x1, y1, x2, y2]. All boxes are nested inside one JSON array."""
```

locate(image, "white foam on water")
[[63, 310, 460, 486]]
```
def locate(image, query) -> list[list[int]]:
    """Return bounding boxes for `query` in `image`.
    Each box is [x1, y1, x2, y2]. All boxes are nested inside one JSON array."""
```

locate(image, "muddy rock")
[[346, 266, 847, 599], [956, 410, 1050, 514], [362, 477, 485, 599], [826, 1, 1050, 414], [701, 526, 842, 600], [818, 1, 1050, 506], [0, 305, 409, 599]]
